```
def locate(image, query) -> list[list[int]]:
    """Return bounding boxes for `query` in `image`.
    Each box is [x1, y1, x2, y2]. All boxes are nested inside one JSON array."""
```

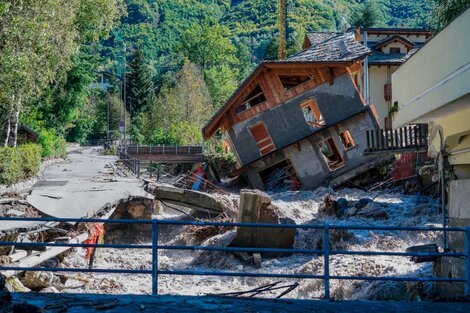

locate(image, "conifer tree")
[[126, 48, 154, 116]]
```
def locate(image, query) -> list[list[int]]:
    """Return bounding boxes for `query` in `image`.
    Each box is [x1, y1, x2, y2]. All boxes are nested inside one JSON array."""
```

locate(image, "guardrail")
[[0, 216, 469, 299], [119, 152, 141, 177]]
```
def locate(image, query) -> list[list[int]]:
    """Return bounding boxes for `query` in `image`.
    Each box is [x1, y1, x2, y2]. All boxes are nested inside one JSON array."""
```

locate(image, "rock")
[[21, 271, 60, 291], [336, 198, 348, 209], [231, 189, 296, 256], [357, 202, 388, 220], [355, 198, 372, 210]]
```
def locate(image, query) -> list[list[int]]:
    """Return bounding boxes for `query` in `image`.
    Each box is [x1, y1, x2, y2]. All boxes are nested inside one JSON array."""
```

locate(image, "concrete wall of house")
[[366, 65, 399, 128], [436, 179, 470, 297], [244, 111, 379, 190], [392, 8, 470, 128], [228, 74, 366, 166], [389, 9, 470, 298]]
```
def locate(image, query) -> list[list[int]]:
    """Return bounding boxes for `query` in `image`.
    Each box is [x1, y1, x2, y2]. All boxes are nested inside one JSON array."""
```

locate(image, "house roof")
[[361, 27, 433, 36], [288, 31, 370, 63], [304, 31, 341, 47], [373, 34, 416, 50], [202, 32, 370, 139], [18, 125, 39, 140], [368, 48, 420, 66]]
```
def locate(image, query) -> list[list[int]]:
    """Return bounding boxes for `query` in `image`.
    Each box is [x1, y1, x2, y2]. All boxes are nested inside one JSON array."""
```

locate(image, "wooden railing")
[[364, 124, 428, 154]]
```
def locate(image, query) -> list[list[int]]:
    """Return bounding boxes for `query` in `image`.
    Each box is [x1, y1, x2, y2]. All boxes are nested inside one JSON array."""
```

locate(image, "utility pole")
[[277, 0, 288, 60]]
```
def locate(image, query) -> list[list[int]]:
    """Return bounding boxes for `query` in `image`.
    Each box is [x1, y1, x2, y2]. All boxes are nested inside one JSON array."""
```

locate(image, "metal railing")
[[0, 216, 469, 299], [119, 152, 141, 177], [127, 145, 203, 156]]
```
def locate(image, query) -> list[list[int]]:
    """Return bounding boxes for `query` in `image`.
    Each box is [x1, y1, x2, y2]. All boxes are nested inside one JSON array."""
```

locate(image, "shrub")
[[38, 129, 66, 159], [18, 143, 42, 178], [0, 146, 22, 185], [0, 144, 44, 185]]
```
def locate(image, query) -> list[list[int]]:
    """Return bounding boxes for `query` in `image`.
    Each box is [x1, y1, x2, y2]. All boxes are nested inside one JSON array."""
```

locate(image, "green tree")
[[432, 0, 470, 29], [179, 19, 240, 108], [0, 0, 123, 147], [351, 0, 385, 28], [126, 48, 154, 116]]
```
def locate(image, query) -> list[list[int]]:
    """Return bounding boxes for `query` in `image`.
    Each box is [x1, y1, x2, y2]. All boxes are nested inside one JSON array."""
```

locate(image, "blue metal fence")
[[1, 216, 469, 299]]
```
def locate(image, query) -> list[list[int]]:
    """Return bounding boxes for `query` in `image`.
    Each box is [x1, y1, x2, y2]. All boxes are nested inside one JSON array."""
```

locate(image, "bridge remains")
[[126, 145, 204, 164]]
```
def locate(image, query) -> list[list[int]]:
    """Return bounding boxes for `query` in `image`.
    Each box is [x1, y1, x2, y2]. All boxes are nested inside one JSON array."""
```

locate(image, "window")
[[249, 123, 275, 156], [278, 75, 313, 91], [321, 138, 344, 170], [389, 47, 401, 54], [235, 85, 266, 114], [300, 99, 325, 128], [339, 130, 355, 149]]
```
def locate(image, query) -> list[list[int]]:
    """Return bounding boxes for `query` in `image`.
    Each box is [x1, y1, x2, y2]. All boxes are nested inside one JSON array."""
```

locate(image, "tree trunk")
[[0, 111, 10, 147], [7, 110, 19, 147]]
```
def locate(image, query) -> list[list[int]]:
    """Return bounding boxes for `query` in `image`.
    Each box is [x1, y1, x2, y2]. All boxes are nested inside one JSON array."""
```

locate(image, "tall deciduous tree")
[[179, 19, 240, 109], [0, 0, 123, 147]]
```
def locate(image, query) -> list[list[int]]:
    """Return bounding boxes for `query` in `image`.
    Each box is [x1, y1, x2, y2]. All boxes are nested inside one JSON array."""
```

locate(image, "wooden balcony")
[[364, 124, 428, 155]]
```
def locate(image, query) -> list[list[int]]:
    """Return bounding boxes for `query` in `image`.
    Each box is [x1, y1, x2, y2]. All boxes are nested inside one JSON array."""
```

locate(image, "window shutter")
[[250, 124, 275, 155]]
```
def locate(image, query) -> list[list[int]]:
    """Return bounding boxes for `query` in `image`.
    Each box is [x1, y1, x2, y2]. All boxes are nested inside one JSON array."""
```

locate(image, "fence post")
[[152, 220, 159, 295], [465, 227, 470, 297], [150, 161, 153, 178], [323, 224, 330, 300], [137, 160, 140, 178]]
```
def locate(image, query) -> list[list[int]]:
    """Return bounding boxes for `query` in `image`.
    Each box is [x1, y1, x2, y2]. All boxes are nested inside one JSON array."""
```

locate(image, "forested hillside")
[[6, 0, 436, 149]]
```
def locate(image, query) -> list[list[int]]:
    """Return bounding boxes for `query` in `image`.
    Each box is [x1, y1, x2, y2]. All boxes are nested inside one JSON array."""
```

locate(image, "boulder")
[[21, 271, 60, 291], [231, 189, 296, 256], [357, 202, 388, 220], [336, 198, 349, 210], [355, 198, 373, 210]]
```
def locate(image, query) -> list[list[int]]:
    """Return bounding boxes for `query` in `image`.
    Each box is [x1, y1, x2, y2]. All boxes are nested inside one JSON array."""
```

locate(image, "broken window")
[[259, 159, 301, 192], [321, 138, 344, 170], [339, 130, 355, 149], [278, 75, 313, 91], [235, 85, 266, 114], [300, 99, 325, 128], [250, 123, 275, 156]]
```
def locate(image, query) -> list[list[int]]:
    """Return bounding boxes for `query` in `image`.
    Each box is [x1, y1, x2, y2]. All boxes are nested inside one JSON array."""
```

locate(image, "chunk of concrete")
[[231, 189, 296, 256], [146, 183, 236, 217]]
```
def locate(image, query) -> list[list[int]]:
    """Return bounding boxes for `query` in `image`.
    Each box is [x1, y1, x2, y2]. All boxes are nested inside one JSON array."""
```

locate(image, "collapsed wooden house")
[[203, 31, 387, 191]]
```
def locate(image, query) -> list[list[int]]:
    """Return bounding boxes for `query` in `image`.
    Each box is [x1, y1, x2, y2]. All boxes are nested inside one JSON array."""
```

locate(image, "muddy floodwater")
[[59, 187, 442, 300]]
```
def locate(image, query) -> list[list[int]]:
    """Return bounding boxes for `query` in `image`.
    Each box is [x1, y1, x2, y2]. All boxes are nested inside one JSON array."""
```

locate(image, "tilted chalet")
[[203, 32, 386, 190]]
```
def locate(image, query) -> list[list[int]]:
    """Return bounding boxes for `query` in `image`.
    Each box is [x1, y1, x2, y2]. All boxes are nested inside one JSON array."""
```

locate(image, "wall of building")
[[228, 74, 366, 166], [244, 110, 379, 190], [392, 9, 470, 128]]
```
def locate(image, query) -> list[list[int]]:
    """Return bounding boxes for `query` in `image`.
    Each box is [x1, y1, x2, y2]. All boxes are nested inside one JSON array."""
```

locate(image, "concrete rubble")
[[231, 189, 296, 254], [145, 182, 237, 218]]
